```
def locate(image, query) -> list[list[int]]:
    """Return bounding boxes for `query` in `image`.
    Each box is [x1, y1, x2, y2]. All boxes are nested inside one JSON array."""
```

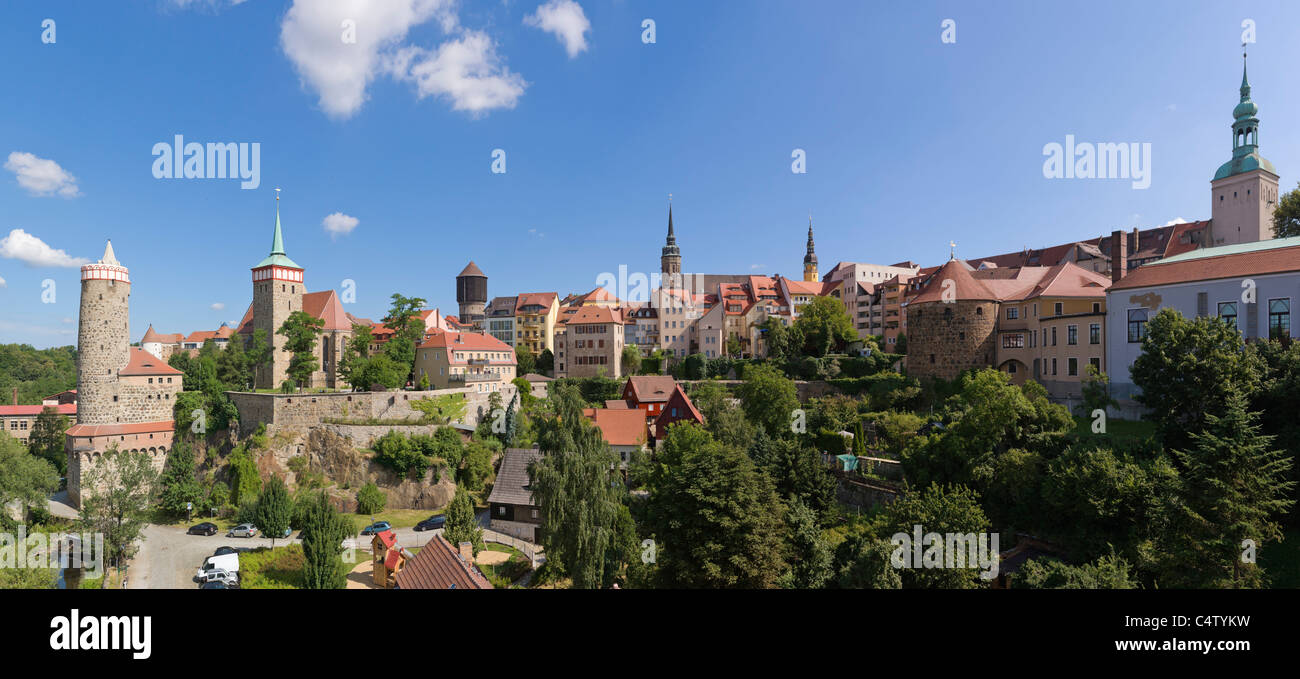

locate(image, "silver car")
[[227, 523, 258, 538]]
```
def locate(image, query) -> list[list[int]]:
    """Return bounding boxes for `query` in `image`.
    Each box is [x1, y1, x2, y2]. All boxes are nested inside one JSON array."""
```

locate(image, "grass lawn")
[[479, 543, 531, 588], [345, 508, 442, 533], [1260, 528, 1300, 589], [238, 545, 305, 589], [1070, 415, 1157, 443]]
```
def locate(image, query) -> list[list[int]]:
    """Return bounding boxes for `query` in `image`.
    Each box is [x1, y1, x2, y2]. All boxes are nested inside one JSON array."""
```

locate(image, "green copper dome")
[[1214, 52, 1274, 181]]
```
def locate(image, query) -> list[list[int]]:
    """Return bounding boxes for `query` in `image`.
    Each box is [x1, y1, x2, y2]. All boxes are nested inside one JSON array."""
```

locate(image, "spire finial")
[[949, 240, 957, 260], [270, 189, 286, 256]]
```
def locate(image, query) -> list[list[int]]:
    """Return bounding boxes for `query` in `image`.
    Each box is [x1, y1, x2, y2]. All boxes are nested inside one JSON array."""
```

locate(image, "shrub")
[[356, 482, 386, 515]]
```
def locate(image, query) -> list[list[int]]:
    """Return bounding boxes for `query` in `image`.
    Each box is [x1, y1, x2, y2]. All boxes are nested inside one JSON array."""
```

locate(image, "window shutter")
[[1197, 292, 1208, 318], [1246, 301, 1259, 339]]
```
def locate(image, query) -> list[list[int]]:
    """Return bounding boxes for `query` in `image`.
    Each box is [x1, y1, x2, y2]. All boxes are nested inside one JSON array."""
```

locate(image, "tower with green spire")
[[803, 216, 819, 282], [250, 192, 305, 389], [1211, 49, 1280, 246]]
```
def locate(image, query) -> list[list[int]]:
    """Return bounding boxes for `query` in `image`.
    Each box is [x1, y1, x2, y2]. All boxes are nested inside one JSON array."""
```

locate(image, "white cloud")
[[1161, 217, 1190, 226], [527, 228, 544, 238], [750, 264, 766, 270], [281, 0, 496, 119], [524, 0, 590, 58], [0, 274, 6, 288], [210, 302, 226, 311], [0, 229, 89, 268], [322, 212, 360, 238], [166, 0, 248, 10], [387, 31, 527, 115], [5, 152, 81, 198], [61, 317, 73, 324]]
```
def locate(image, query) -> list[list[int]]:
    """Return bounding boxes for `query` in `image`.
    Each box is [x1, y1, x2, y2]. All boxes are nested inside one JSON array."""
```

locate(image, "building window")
[[1007, 362, 1017, 374], [1051, 326, 1058, 346], [1269, 299, 1290, 339], [1089, 323, 1101, 344], [1067, 325, 1078, 345], [1054, 302, 1063, 315], [1007, 307, 1018, 320], [1218, 301, 1237, 330], [1128, 309, 1148, 343], [1068, 358, 1078, 376], [1052, 358, 1058, 375], [1001, 333, 1024, 349], [1089, 357, 1101, 372], [1092, 302, 1101, 313]]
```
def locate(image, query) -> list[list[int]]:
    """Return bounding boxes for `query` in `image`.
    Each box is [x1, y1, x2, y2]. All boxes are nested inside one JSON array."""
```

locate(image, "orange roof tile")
[[120, 348, 183, 377], [65, 421, 175, 437], [394, 535, 493, 590], [583, 407, 648, 446]]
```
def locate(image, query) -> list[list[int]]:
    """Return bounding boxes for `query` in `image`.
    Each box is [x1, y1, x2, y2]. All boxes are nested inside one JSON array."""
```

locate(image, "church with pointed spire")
[[803, 219, 819, 282], [660, 201, 682, 288], [1210, 50, 1280, 247], [236, 196, 362, 390]]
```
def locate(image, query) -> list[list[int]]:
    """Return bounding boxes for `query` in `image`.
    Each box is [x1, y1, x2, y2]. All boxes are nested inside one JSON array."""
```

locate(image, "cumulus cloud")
[[0, 274, 6, 288], [166, 0, 248, 10], [281, 0, 521, 118], [524, 0, 590, 58], [210, 302, 226, 311], [1161, 217, 1190, 226], [0, 229, 89, 268], [387, 32, 527, 115], [5, 152, 81, 198], [322, 212, 360, 238]]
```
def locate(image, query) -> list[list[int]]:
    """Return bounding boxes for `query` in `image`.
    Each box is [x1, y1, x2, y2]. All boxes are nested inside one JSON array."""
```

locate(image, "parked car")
[[413, 515, 446, 532], [188, 522, 218, 536], [196, 567, 237, 586], [213, 546, 238, 557], [227, 524, 257, 538], [278, 527, 293, 539], [359, 521, 392, 536], [199, 581, 228, 589]]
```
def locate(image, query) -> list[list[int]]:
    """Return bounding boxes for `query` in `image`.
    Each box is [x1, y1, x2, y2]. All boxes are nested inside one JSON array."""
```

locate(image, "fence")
[[483, 529, 543, 568]]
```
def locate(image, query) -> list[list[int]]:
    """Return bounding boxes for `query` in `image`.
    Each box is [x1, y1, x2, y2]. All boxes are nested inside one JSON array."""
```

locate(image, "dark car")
[[188, 522, 218, 536], [199, 581, 228, 589], [413, 515, 446, 532], [359, 521, 392, 536], [213, 546, 238, 557]]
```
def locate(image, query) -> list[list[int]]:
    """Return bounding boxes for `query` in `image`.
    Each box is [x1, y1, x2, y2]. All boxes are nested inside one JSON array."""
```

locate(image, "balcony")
[[450, 372, 498, 383], [467, 358, 490, 365]]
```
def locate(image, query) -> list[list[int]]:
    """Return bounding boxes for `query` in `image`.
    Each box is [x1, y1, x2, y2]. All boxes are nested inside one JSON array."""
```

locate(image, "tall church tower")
[[1210, 50, 1280, 246], [660, 201, 682, 288], [76, 240, 131, 424], [802, 218, 819, 282], [251, 195, 304, 389]]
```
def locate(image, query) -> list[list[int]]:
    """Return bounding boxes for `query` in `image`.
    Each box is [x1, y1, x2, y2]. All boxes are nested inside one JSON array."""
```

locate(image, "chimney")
[[1131, 227, 1139, 254], [11, 387, 16, 406], [458, 541, 474, 561], [1111, 230, 1128, 283]]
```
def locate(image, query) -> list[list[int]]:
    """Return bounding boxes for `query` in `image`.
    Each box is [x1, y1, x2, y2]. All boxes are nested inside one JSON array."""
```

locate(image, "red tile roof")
[[906, 258, 998, 304], [583, 407, 649, 446], [653, 385, 705, 439], [457, 261, 486, 277], [393, 535, 493, 590], [623, 376, 677, 404], [119, 348, 184, 377], [515, 292, 557, 312], [0, 403, 76, 417], [303, 291, 351, 331], [65, 421, 175, 437], [375, 529, 398, 550], [564, 306, 622, 324], [1109, 238, 1300, 291], [417, 332, 517, 364]]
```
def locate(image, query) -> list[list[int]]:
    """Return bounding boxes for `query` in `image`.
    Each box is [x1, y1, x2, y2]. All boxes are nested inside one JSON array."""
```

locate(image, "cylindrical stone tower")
[[77, 241, 131, 424], [456, 261, 488, 330]]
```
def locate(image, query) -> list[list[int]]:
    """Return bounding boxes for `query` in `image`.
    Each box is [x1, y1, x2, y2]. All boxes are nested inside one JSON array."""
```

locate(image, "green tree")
[[881, 484, 991, 589], [302, 491, 349, 589], [1272, 180, 1300, 238], [381, 293, 427, 385], [228, 445, 262, 506], [277, 310, 325, 391], [78, 448, 159, 569], [516, 345, 537, 376], [529, 383, 628, 588], [158, 438, 203, 518], [760, 437, 837, 522], [779, 500, 833, 588], [254, 476, 293, 548], [620, 345, 641, 376], [356, 482, 387, 514], [793, 295, 855, 357], [246, 328, 273, 381], [1130, 308, 1263, 451], [216, 334, 252, 391], [28, 406, 68, 475], [443, 486, 484, 556], [1013, 552, 1137, 589], [734, 363, 799, 438], [1171, 391, 1294, 588], [641, 422, 787, 588], [536, 348, 554, 375], [372, 431, 430, 479], [1076, 364, 1119, 418], [338, 324, 374, 390], [0, 431, 59, 524], [832, 531, 903, 589]]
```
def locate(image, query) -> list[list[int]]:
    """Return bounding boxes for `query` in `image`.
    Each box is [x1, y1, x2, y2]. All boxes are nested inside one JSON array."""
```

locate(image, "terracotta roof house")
[[413, 331, 517, 393], [622, 375, 677, 422], [486, 448, 543, 543], [583, 407, 649, 466], [394, 535, 493, 590], [652, 384, 705, 442]]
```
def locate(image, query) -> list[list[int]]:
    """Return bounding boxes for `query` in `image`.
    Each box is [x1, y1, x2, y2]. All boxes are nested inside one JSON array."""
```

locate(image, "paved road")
[[127, 523, 451, 590]]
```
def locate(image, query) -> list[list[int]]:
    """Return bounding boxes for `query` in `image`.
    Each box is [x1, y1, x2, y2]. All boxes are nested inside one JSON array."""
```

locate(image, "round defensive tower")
[[77, 240, 131, 424], [456, 261, 488, 327]]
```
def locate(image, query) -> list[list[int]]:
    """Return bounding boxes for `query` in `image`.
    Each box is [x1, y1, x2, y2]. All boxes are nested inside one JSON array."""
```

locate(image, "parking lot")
[[128, 523, 447, 589]]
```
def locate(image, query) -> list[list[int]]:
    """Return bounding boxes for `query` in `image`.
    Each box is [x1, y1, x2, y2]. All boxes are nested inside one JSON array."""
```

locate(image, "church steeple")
[[253, 189, 301, 270], [1215, 47, 1274, 181], [660, 196, 682, 287], [1210, 47, 1280, 247], [802, 216, 819, 282]]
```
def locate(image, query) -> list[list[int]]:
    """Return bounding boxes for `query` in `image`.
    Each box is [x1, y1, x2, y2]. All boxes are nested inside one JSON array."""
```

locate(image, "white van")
[[197, 553, 239, 580]]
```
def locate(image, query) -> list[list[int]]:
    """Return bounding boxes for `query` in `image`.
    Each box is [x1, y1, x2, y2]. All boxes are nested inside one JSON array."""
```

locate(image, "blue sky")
[[1, 0, 1297, 348]]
